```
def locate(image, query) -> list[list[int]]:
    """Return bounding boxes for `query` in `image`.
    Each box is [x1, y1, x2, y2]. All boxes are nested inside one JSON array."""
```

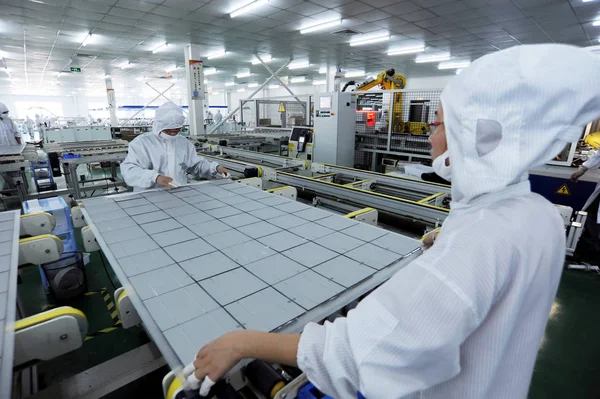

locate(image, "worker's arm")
[[12, 119, 22, 144], [193, 331, 299, 381], [121, 139, 161, 189], [572, 150, 600, 182], [185, 142, 228, 178]]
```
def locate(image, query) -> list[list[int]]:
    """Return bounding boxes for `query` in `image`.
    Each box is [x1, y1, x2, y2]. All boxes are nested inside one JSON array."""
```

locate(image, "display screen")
[[319, 95, 332, 109]]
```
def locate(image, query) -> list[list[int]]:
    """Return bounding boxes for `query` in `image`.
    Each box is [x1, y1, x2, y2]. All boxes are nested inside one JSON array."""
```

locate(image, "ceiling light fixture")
[[593, 19, 600, 26], [387, 45, 425, 56], [82, 33, 93, 47], [415, 53, 451, 63], [312, 79, 326, 85], [345, 71, 365, 78], [230, 0, 270, 18], [236, 70, 251, 78], [290, 76, 306, 83], [438, 60, 471, 69], [204, 67, 217, 75], [300, 19, 342, 34], [248, 82, 259, 87], [151, 43, 168, 54], [319, 67, 327, 74], [289, 61, 310, 70], [207, 50, 227, 59], [237, 88, 246, 92], [350, 35, 390, 47], [251, 55, 272, 64], [269, 84, 280, 89], [225, 82, 235, 86]]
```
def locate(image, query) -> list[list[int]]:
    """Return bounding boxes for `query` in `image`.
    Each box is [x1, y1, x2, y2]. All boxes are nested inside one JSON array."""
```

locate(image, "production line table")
[[80, 181, 422, 371], [0, 211, 21, 397]]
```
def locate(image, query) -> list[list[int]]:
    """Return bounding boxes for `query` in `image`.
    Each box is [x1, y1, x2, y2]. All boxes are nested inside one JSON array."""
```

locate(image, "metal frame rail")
[[214, 147, 308, 170], [312, 162, 450, 196], [266, 170, 448, 225]]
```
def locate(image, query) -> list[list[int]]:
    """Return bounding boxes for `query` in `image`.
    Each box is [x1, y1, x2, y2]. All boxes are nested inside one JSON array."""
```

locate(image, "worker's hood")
[[441, 44, 600, 208], [152, 102, 184, 135], [0, 102, 8, 114]]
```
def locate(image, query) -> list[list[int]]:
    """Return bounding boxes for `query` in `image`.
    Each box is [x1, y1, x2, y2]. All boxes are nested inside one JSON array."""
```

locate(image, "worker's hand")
[[216, 166, 229, 175], [570, 167, 587, 183], [156, 175, 176, 188], [193, 330, 245, 382], [422, 231, 439, 248]]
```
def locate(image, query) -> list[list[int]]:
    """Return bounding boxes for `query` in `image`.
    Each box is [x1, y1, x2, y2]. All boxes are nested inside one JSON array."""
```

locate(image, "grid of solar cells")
[[82, 181, 420, 365]]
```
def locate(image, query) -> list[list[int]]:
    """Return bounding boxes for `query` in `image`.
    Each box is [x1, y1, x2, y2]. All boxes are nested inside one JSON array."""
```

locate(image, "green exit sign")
[[70, 67, 82, 72]]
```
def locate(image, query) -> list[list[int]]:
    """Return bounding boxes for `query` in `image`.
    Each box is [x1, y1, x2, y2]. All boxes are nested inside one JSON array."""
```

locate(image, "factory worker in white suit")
[[0, 103, 23, 192], [570, 150, 600, 261], [121, 102, 228, 190], [186, 44, 600, 399]]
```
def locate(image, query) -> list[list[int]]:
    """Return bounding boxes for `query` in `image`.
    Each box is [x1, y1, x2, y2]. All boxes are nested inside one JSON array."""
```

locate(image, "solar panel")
[[81, 182, 421, 369], [0, 210, 21, 398]]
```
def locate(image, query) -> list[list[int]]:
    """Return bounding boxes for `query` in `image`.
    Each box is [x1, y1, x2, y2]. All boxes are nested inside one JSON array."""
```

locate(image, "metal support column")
[[184, 44, 205, 137], [105, 78, 118, 127]]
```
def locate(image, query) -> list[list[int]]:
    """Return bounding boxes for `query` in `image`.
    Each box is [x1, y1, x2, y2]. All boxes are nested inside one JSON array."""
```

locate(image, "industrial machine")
[[313, 92, 356, 167], [288, 126, 314, 160]]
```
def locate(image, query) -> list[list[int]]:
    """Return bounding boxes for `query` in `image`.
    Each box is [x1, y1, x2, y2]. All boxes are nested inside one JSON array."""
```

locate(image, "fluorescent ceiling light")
[[251, 55, 272, 64], [248, 82, 259, 87], [289, 61, 310, 70], [291, 76, 306, 83], [82, 33, 93, 47], [415, 53, 451, 63], [350, 35, 390, 46], [204, 79, 208, 84], [438, 60, 470, 69], [387, 45, 425, 56], [230, 0, 269, 18], [269, 84, 280, 89], [319, 67, 327, 74], [236, 70, 251, 78], [204, 67, 217, 75], [312, 79, 326, 85], [300, 19, 342, 34], [225, 82, 235, 86], [208, 50, 227, 59], [237, 88, 246, 92], [593, 19, 600, 26], [345, 71, 365, 78], [152, 43, 168, 54]]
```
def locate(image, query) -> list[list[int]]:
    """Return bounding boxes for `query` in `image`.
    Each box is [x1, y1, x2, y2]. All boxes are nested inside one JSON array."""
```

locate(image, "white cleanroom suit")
[[121, 102, 220, 190], [0, 102, 21, 146], [297, 44, 600, 399]]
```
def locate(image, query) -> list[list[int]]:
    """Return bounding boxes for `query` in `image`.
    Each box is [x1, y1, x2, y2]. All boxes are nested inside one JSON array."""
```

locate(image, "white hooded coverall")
[[297, 44, 600, 399], [0, 102, 21, 146], [121, 102, 219, 190]]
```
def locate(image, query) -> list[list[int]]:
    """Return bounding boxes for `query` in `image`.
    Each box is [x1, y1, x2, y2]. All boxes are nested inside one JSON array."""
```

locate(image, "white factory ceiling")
[[0, 0, 598, 98]]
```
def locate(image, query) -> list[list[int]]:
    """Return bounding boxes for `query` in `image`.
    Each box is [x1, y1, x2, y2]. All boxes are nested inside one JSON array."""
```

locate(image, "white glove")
[[183, 362, 216, 397], [218, 173, 231, 179]]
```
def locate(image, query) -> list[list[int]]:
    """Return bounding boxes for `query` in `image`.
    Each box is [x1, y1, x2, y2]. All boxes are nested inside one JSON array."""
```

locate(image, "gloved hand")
[[183, 362, 216, 397], [216, 166, 230, 179]]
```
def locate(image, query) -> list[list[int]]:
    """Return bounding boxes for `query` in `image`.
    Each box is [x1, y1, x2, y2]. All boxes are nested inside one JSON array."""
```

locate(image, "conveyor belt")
[[270, 171, 448, 225]]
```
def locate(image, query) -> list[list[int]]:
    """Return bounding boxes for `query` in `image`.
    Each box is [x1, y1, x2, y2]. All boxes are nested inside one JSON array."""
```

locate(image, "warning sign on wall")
[[278, 103, 286, 112], [556, 184, 571, 196]]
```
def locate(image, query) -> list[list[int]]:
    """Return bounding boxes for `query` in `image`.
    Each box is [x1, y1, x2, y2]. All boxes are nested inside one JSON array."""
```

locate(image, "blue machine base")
[[298, 383, 365, 399], [529, 173, 596, 211]]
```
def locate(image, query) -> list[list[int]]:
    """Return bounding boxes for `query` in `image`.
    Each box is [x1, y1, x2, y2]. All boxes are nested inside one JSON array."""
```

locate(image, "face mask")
[[432, 150, 451, 181], [160, 132, 178, 141]]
